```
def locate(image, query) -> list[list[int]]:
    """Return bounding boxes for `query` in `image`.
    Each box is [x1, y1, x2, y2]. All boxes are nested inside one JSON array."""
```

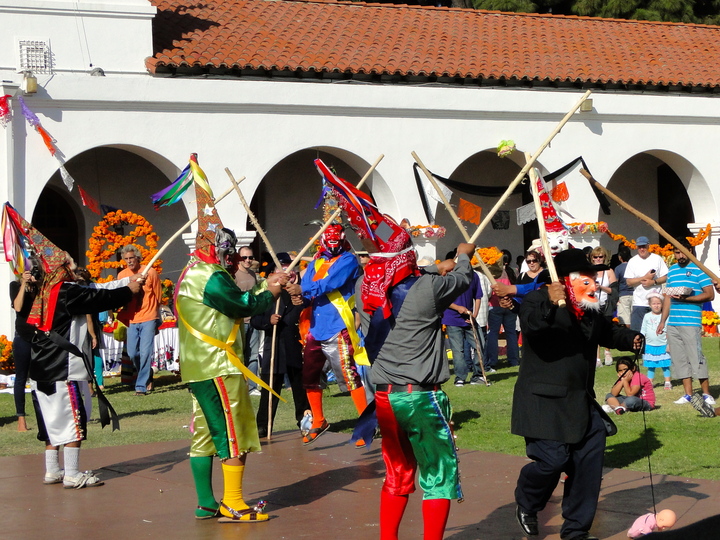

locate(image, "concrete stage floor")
[[2, 430, 718, 539]]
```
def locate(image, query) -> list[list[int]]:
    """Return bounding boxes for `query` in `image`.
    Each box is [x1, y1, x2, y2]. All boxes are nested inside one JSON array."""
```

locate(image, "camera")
[[30, 264, 42, 282]]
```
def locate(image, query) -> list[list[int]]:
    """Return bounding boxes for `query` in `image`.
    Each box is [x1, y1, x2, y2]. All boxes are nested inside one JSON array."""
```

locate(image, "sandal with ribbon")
[[302, 420, 330, 446], [217, 501, 269, 523], [195, 505, 221, 520]]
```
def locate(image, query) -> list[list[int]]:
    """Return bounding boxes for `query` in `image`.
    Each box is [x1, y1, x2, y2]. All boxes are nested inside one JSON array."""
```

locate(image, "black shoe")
[[565, 535, 598, 540], [516, 505, 539, 536], [257, 428, 268, 438]]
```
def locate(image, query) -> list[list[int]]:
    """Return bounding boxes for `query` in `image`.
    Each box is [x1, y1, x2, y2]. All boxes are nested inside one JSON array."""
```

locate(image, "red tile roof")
[[147, 0, 720, 90]]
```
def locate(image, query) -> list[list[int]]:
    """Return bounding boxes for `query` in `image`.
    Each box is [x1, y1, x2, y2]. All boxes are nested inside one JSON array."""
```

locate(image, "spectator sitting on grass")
[[603, 357, 655, 415]]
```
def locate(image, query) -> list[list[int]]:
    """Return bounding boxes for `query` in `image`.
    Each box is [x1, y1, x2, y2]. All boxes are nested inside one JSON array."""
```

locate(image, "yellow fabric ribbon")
[[327, 290, 369, 366], [177, 305, 286, 402]]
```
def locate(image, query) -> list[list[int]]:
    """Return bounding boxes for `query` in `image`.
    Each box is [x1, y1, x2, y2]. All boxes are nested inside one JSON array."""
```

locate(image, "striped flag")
[[151, 154, 212, 209]]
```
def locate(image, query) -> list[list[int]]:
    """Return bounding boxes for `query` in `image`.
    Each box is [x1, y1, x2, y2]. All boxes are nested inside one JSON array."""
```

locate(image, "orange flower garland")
[[86, 210, 162, 283], [606, 224, 711, 262]]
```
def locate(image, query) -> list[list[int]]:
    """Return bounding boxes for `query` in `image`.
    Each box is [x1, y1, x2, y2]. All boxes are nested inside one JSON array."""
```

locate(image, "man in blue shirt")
[[658, 242, 715, 405]]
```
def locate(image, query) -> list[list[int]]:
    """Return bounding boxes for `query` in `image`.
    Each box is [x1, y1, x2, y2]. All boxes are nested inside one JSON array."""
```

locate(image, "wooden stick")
[[225, 168, 281, 270], [526, 152, 566, 307], [285, 154, 384, 273], [411, 151, 497, 285], [267, 297, 281, 440], [469, 317, 491, 386], [141, 184, 235, 277], [224, 168, 284, 441], [468, 90, 592, 244], [580, 168, 719, 282]]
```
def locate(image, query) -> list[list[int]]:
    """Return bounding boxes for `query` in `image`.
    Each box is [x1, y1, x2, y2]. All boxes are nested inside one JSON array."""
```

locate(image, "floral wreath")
[[86, 210, 162, 283]]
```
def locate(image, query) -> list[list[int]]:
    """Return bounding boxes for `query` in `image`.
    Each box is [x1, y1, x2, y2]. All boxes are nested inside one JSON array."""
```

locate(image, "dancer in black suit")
[[512, 249, 643, 540]]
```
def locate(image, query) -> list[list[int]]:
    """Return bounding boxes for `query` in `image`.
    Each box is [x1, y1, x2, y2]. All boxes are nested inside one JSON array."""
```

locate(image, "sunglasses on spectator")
[[239, 255, 255, 261], [526, 259, 538, 263], [592, 255, 605, 260]]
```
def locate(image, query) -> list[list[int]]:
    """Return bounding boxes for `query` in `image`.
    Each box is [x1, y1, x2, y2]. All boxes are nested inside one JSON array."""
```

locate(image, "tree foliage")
[[471, 0, 720, 24]]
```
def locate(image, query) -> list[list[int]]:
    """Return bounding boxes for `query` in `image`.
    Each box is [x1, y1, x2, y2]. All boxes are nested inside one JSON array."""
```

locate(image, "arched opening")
[[433, 150, 531, 260], [36, 147, 188, 280], [604, 153, 698, 251], [32, 186, 82, 262], [251, 149, 385, 257]]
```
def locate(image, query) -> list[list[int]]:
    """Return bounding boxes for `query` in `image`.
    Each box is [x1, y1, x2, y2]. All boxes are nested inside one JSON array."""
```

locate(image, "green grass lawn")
[[2, 338, 720, 481]]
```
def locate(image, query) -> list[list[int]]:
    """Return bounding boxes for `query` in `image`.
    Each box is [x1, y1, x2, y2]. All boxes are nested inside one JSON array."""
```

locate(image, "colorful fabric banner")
[[151, 154, 211, 208], [457, 198, 482, 225], [78, 185, 101, 215]]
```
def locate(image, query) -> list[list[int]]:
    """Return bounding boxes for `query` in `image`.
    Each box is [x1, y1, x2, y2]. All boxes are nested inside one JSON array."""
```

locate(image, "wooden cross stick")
[[468, 90, 592, 244], [580, 168, 719, 282], [411, 151, 496, 285], [285, 154, 384, 273], [526, 152, 566, 307], [225, 167, 286, 440], [141, 184, 236, 277], [412, 150, 493, 385], [225, 168, 282, 270]]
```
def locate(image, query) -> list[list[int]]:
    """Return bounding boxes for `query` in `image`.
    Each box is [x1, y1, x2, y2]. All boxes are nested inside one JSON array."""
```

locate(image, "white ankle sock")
[[64, 447, 80, 478], [45, 449, 60, 475]]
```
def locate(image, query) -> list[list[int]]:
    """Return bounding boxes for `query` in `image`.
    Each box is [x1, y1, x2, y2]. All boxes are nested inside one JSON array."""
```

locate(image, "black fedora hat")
[[554, 248, 607, 277]]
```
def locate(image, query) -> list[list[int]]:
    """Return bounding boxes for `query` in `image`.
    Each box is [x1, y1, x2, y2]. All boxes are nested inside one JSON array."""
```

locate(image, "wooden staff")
[[526, 152, 566, 307], [580, 168, 719, 282], [225, 168, 282, 270], [285, 154, 384, 273], [225, 167, 286, 440], [411, 151, 496, 285], [468, 90, 592, 244], [141, 184, 236, 277], [412, 150, 493, 384]]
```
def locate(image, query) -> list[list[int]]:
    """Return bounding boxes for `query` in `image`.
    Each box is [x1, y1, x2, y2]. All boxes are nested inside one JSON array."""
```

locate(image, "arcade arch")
[[33, 146, 189, 281], [250, 148, 394, 256]]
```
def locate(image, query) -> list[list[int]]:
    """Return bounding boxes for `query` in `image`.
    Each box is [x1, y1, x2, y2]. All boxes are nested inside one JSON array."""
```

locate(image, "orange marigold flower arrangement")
[[0, 335, 14, 372], [86, 210, 162, 282], [474, 246, 503, 266]]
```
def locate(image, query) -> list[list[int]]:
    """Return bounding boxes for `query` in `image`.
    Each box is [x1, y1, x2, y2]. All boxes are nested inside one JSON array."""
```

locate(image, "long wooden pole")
[[285, 154, 384, 273], [225, 168, 281, 270], [411, 151, 496, 284], [224, 167, 284, 440], [468, 90, 592, 244], [580, 168, 719, 282], [526, 153, 565, 307], [141, 184, 235, 277]]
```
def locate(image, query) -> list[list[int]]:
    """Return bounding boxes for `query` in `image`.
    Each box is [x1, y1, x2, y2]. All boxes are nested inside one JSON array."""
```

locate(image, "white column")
[[0, 83, 20, 337]]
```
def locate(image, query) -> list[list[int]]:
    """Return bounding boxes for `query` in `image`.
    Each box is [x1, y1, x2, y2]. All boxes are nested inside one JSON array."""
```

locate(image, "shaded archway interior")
[[605, 154, 693, 250], [250, 149, 373, 259], [35, 147, 190, 281]]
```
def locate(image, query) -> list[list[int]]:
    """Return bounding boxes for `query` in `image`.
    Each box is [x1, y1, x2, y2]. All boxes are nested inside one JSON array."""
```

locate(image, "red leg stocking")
[[380, 490, 409, 540], [422, 498, 451, 540]]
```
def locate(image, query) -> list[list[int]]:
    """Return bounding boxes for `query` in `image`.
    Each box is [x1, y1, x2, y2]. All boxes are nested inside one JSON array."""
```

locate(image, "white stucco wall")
[[1, 0, 720, 336]]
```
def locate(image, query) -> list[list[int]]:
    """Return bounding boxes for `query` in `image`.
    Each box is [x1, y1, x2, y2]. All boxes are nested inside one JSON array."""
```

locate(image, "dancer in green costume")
[[177, 178, 287, 522]]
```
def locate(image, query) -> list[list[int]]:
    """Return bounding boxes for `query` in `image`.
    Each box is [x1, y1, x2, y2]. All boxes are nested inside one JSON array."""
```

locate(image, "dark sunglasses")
[[239, 255, 255, 261], [592, 255, 605, 260], [526, 259, 538, 263]]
